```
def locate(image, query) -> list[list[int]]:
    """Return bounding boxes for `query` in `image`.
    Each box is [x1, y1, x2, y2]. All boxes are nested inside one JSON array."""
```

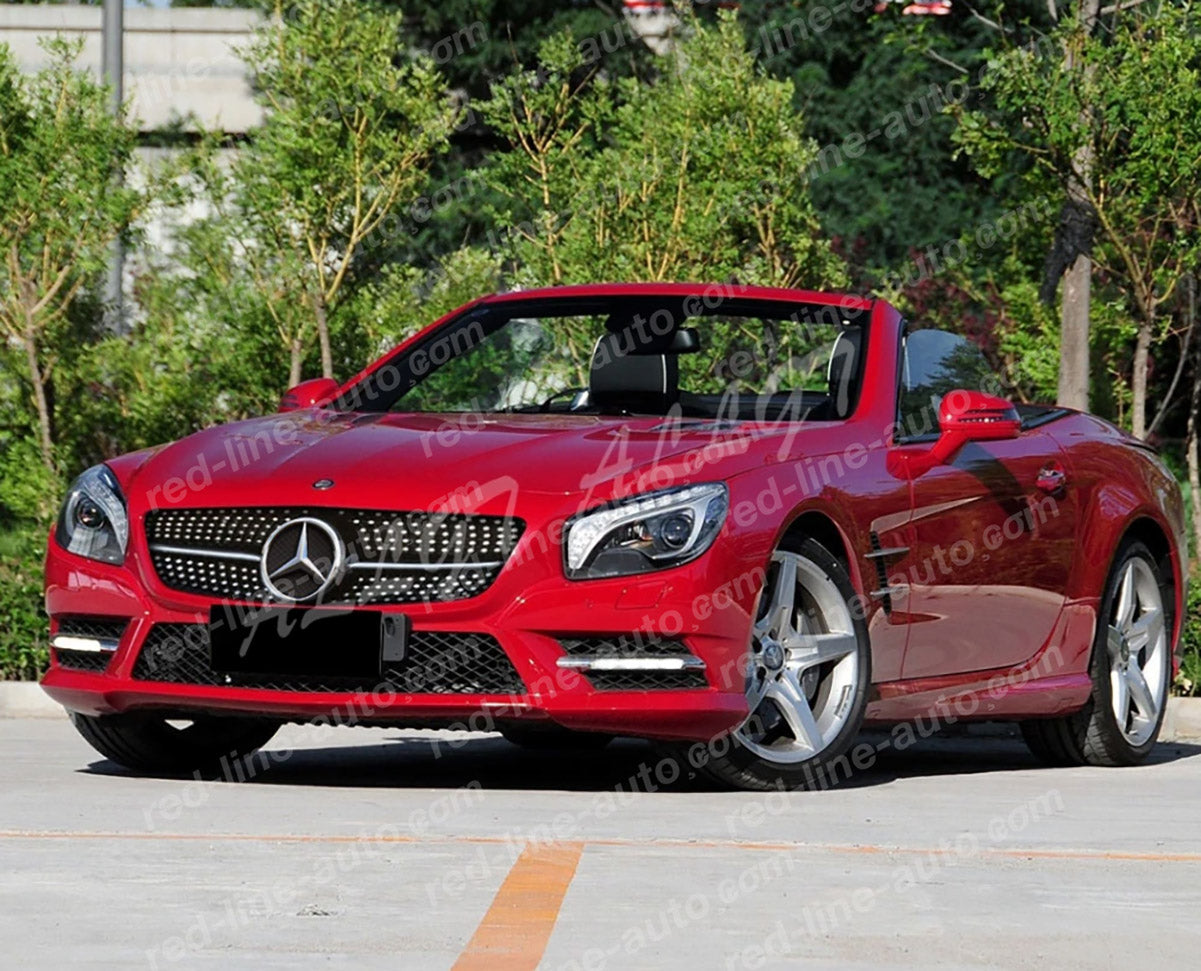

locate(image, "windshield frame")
[[334, 294, 874, 421]]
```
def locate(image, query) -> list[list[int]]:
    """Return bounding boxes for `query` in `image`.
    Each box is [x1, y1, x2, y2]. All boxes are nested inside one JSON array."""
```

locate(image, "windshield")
[[343, 296, 868, 423]]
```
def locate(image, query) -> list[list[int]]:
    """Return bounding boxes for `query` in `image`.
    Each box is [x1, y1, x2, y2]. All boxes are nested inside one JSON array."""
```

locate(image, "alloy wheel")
[[1105, 557, 1169, 746], [735, 550, 861, 764]]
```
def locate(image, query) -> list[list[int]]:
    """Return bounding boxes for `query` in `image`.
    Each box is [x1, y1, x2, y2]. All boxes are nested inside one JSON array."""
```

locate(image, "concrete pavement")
[[1, 716, 1199, 969]]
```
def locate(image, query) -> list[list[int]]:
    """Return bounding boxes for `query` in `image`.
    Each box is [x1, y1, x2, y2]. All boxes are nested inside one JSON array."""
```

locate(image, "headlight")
[[54, 464, 129, 565], [564, 483, 728, 580]]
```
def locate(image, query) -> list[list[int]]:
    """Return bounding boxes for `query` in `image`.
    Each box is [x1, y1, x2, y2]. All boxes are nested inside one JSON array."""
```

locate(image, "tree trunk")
[[1059, 249, 1091, 410], [1131, 316, 1152, 439], [1055, 0, 1101, 413], [1056, 0, 1100, 413], [288, 336, 303, 388], [23, 326, 56, 475], [314, 293, 333, 379]]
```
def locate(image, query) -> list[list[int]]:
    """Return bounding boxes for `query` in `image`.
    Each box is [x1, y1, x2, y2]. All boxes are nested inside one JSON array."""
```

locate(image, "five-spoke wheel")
[[694, 537, 870, 790], [1104, 556, 1169, 746], [1021, 540, 1172, 766]]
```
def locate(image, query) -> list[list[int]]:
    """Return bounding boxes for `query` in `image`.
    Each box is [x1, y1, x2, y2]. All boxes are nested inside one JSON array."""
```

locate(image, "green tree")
[[197, 0, 458, 385], [955, 7, 1201, 439], [0, 38, 140, 476], [480, 13, 845, 291], [744, 4, 1030, 277]]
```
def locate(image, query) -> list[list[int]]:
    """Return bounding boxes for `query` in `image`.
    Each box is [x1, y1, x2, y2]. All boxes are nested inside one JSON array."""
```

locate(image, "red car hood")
[[124, 410, 789, 515]]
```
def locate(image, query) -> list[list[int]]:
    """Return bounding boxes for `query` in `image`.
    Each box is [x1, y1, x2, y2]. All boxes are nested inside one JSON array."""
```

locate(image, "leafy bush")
[[1175, 577, 1201, 697], [995, 279, 1060, 405], [479, 13, 845, 292], [0, 527, 48, 681]]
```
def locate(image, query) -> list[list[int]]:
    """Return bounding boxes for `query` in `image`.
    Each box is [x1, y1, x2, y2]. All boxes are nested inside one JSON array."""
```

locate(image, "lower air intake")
[[52, 617, 129, 673], [132, 623, 526, 696], [560, 636, 710, 691]]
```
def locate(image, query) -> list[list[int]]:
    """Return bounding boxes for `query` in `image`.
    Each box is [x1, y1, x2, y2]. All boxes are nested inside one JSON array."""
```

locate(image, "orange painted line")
[[0, 830, 1199, 864], [451, 841, 583, 971]]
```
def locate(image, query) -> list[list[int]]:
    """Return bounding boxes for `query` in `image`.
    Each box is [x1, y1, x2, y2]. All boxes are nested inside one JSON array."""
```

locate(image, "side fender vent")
[[868, 531, 892, 613]]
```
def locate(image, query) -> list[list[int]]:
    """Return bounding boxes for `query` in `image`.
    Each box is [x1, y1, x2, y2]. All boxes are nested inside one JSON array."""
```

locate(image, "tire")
[[1020, 539, 1173, 767], [498, 723, 615, 750], [683, 536, 871, 791], [69, 711, 280, 777]]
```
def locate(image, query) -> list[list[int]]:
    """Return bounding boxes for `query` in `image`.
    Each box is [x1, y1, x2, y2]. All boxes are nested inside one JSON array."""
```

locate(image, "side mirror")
[[895, 389, 1021, 478], [279, 377, 340, 413], [938, 389, 1022, 444]]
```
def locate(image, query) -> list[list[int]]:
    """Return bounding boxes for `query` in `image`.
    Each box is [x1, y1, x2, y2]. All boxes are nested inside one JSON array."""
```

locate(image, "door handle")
[[1036, 464, 1067, 494]]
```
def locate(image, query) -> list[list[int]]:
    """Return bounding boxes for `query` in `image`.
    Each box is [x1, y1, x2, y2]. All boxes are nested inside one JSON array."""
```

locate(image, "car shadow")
[[79, 726, 1201, 792]]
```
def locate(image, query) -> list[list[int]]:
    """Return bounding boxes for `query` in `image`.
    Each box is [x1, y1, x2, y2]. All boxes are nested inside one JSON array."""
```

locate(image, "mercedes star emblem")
[[260, 517, 344, 602]]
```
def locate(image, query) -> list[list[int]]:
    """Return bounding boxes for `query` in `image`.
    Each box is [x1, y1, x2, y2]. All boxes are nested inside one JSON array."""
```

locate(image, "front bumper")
[[41, 517, 764, 742]]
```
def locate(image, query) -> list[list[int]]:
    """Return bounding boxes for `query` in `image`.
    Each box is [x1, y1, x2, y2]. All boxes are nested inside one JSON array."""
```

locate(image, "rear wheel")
[[689, 537, 871, 791], [1020, 540, 1171, 767], [69, 711, 280, 776]]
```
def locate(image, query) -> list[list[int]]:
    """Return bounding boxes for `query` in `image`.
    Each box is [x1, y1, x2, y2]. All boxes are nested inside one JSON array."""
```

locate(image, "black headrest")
[[826, 328, 862, 419], [589, 332, 678, 414]]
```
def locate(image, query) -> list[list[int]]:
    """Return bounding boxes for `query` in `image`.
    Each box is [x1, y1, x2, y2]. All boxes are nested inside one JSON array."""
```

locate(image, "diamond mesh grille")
[[582, 670, 709, 691], [150, 551, 262, 600], [143, 507, 523, 605], [132, 623, 526, 696], [56, 616, 129, 641], [53, 649, 112, 673]]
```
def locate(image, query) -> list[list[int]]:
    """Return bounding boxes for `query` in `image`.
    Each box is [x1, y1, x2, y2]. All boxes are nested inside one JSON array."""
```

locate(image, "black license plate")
[[209, 607, 409, 679]]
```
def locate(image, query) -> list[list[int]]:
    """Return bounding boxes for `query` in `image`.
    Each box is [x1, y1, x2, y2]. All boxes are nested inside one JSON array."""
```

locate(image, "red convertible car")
[[42, 283, 1186, 790]]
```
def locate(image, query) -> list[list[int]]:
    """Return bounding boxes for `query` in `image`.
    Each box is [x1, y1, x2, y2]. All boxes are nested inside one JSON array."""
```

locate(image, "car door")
[[892, 330, 1079, 680]]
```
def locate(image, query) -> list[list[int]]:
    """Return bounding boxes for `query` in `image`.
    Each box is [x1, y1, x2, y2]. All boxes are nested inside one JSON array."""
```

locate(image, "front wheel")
[[70, 711, 280, 777], [1021, 540, 1172, 767], [689, 537, 871, 791]]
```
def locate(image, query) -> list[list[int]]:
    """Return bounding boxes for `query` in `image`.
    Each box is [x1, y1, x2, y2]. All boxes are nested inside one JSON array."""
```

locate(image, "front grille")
[[144, 507, 523, 606], [132, 623, 526, 696], [52, 617, 129, 673], [561, 636, 710, 691]]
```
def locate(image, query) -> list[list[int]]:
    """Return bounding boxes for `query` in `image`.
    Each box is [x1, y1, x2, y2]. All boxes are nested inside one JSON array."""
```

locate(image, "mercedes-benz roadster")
[[43, 284, 1186, 789]]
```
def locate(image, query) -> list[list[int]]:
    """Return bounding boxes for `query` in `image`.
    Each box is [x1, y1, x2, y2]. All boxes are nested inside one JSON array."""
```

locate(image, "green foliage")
[[994, 279, 1060, 404], [1175, 578, 1201, 697], [747, 6, 1043, 273], [955, 7, 1201, 431], [0, 37, 142, 474], [959, 8, 1201, 210], [402, 0, 656, 97], [0, 38, 139, 290], [185, 0, 458, 383], [239, 0, 455, 250], [58, 307, 243, 459], [480, 13, 845, 292], [470, 13, 848, 377], [0, 527, 48, 681], [0, 439, 60, 524], [348, 247, 506, 354], [1088, 296, 1141, 426]]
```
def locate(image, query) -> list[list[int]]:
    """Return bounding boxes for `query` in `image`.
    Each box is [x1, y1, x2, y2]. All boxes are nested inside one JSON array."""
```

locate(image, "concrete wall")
[[0, 4, 261, 133]]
